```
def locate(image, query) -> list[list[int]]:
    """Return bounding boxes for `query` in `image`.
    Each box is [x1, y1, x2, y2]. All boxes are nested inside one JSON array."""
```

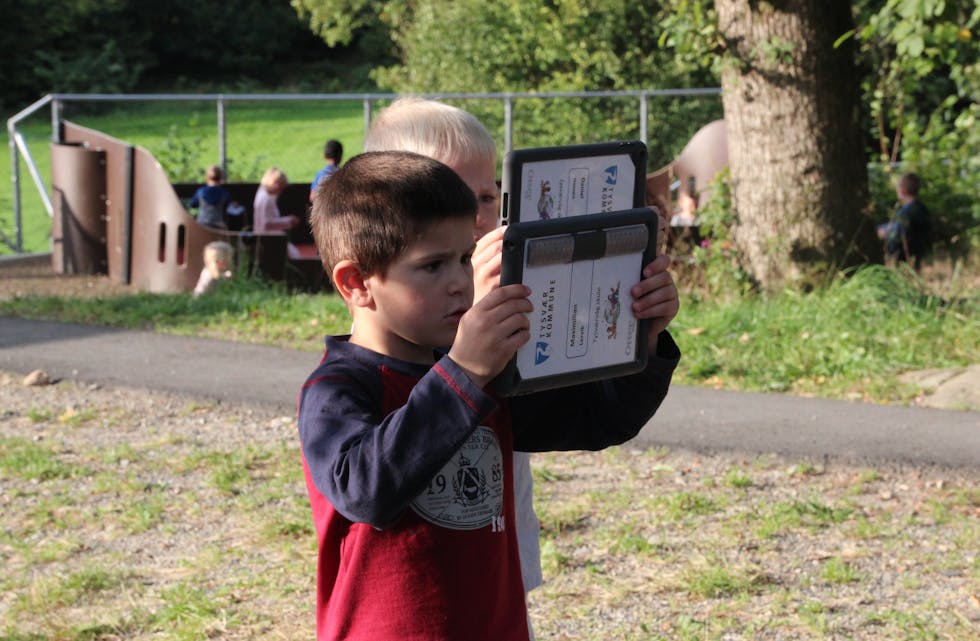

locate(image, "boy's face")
[[206, 252, 229, 278], [356, 216, 476, 364], [448, 156, 499, 240]]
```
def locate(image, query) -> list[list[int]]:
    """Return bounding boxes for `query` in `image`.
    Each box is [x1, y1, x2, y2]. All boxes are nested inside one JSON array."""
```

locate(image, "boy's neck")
[[349, 324, 437, 366]]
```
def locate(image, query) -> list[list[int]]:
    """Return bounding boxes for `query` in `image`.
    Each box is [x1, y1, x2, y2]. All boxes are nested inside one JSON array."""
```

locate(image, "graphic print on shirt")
[[411, 426, 504, 531]]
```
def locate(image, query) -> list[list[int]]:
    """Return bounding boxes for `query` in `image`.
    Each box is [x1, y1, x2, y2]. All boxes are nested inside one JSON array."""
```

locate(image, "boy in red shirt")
[[298, 150, 680, 640]]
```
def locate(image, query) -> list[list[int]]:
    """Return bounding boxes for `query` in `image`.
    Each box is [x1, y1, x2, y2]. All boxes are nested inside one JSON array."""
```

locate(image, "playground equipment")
[[645, 119, 729, 208], [51, 121, 323, 293], [645, 119, 729, 251]]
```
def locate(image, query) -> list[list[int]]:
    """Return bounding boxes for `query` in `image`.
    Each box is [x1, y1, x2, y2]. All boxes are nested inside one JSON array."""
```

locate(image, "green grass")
[[670, 265, 979, 403], [0, 436, 87, 481], [0, 274, 353, 350]]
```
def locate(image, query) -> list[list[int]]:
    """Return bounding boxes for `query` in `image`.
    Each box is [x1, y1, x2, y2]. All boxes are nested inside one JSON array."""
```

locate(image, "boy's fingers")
[[479, 283, 530, 308], [473, 227, 505, 259], [642, 254, 671, 278]]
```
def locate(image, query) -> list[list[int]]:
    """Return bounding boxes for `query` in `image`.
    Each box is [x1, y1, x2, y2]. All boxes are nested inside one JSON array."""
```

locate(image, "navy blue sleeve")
[[298, 355, 499, 528], [189, 186, 204, 208], [510, 330, 680, 452]]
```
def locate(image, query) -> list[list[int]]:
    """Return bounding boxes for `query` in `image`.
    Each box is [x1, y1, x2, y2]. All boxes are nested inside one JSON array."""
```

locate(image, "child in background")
[[883, 171, 932, 271], [361, 96, 545, 622], [193, 240, 233, 297], [190, 165, 236, 229], [298, 150, 680, 640], [310, 139, 344, 201], [253, 166, 300, 233]]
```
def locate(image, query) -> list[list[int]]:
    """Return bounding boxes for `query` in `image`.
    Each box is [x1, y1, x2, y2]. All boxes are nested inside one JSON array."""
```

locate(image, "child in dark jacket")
[[189, 165, 237, 229]]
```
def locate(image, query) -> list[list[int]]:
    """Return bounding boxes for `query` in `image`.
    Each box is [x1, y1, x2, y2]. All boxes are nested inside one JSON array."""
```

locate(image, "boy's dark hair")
[[324, 139, 344, 162], [311, 151, 477, 278], [898, 172, 921, 197], [206, 164, 224, 182]]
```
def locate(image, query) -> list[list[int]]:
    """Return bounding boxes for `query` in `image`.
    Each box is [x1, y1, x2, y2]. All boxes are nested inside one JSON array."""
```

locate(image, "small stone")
[[22, 369, 51, 386]]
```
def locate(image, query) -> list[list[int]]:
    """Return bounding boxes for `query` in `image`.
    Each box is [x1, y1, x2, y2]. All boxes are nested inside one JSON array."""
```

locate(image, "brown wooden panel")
[[50, 143, 107, 275]]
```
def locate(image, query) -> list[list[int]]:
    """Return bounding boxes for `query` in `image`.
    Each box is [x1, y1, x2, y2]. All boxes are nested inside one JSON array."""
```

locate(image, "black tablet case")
[[495, 208, 658, 396], [499, 140, 647, 226]]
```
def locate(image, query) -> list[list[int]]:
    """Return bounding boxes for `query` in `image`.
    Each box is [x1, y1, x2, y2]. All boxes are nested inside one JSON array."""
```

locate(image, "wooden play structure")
[[50, 121, 324, 294]]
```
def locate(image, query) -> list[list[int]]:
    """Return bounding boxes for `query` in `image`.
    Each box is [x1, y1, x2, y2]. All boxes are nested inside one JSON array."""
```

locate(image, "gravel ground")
[[2, 371, 977, 640]]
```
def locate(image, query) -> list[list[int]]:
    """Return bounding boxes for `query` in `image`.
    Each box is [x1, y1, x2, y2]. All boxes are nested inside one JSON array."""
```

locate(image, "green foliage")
[[368, 0, 720, 155], [291, 0, 387, 47], [850, 0, 980, 247], [34, 40, 142, 96], [678, 168, 754, 302], [154, 120, 206, 183], [673, 264, 979, 400], [0, 0, 345, 111]]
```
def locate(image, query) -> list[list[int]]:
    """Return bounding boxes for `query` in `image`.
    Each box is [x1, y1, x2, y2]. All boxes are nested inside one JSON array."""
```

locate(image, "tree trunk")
[[715, 0, 878, 291]]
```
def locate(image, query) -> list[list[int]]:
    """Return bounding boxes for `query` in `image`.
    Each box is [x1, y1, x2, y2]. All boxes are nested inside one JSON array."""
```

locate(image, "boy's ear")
[[333, 260, 373, 308]]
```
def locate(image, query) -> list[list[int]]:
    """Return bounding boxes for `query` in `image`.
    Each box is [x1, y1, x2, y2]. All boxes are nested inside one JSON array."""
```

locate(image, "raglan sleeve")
[[297, 355, 499, 528], [510, 329, 680, 452]]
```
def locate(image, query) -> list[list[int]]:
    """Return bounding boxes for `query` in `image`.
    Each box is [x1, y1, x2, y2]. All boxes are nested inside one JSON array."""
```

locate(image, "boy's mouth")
[[446, 306, 469, 322]]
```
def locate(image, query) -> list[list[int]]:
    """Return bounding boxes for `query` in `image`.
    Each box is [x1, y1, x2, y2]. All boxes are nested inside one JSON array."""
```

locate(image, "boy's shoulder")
[[302, 336, 430, 393], [304, 336, 375, 383], [299, 336, 444, 420]]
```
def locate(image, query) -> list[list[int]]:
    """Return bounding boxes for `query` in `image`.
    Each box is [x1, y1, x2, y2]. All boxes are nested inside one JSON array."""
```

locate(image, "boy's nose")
[[447, 263, 473, 295]]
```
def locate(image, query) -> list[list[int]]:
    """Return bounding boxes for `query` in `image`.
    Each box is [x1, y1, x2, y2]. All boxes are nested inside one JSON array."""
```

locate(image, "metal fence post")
[[8, 134, 21, 251], [51, 98, 62, 144], [640, 94, 648, 146], [217, 97, 227, 172], [504, 95, 513, 154]]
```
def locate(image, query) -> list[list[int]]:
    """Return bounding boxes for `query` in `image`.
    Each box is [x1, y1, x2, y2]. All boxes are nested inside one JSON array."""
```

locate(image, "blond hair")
[[364, 97, 497, 168], [203, 240, 234, 277], [260, 166, 287, 191]]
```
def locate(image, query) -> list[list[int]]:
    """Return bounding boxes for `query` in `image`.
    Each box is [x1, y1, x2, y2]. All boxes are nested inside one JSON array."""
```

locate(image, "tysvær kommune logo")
[[603, 165, 618, 185], [534, 281, 556, 365]]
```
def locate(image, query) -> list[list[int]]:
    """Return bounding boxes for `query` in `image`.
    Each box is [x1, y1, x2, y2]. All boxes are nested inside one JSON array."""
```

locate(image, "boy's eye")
[[479, 194, 498, 205], [422, 260, 443, 273], [461, 252, 473, 266]]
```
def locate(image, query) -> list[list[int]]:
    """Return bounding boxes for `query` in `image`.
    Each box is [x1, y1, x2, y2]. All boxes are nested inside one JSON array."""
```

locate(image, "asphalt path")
[[2, 316, 977, 469]]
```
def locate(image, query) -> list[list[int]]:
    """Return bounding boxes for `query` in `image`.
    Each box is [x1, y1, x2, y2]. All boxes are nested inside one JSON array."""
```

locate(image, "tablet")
[[499, 140, 647, 226], [495, 207, 658, 396]]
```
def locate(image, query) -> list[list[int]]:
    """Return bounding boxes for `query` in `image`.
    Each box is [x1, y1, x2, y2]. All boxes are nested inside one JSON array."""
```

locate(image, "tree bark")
[[715, 0, 879, 291]]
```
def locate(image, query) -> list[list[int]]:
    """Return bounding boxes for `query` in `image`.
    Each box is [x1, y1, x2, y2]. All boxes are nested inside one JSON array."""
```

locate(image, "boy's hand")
[[472, 226, 505, 304], [449, 283, 531, 388], [630, 254, 679, 347]]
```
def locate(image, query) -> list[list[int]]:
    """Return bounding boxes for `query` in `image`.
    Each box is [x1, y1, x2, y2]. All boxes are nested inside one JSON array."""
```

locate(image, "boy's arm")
[[511, 329, 680, 452], [298, 357, 498, 528]]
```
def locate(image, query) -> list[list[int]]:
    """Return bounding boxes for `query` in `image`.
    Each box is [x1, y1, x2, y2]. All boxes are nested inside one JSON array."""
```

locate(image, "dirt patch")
[[0, 253, 132, 301]]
